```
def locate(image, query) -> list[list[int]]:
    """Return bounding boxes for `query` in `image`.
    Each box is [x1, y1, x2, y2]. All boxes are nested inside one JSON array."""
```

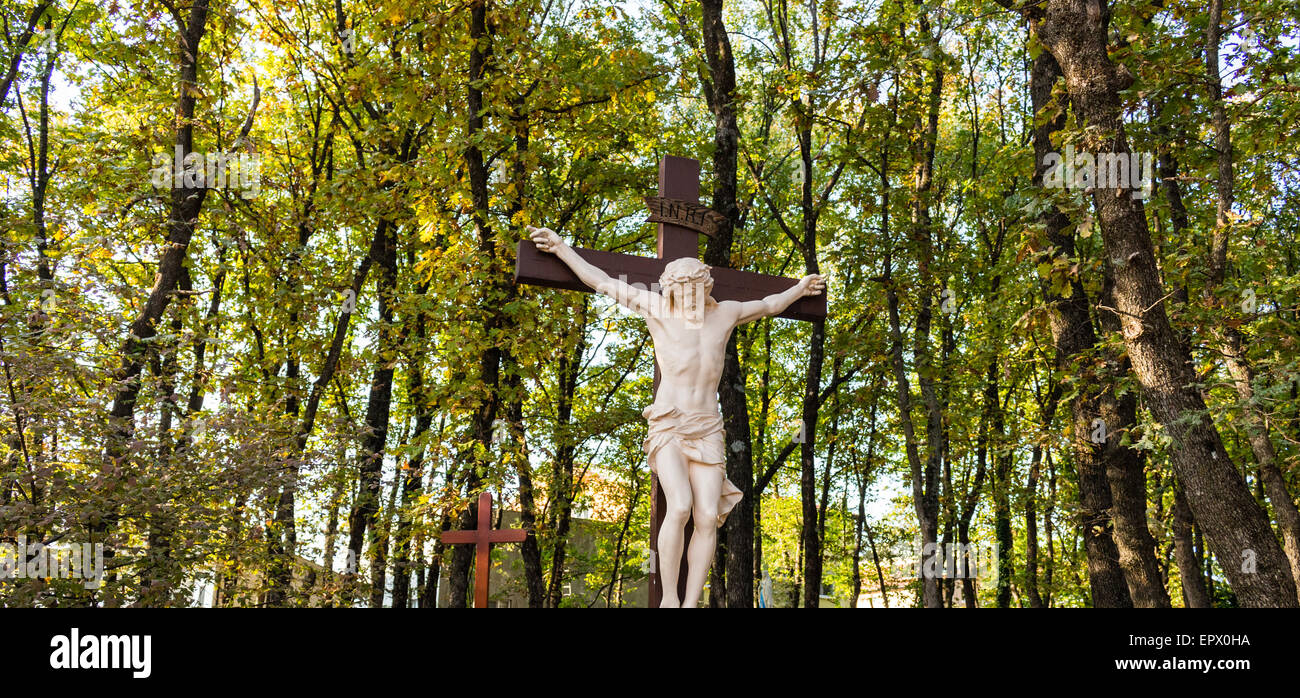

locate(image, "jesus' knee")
[[692, 504, 718, 532], [665, 494, 692, 527]]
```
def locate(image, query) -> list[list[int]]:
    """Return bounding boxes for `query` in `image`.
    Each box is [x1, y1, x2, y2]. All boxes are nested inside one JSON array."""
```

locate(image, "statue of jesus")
[[527, 225, 826, 607]]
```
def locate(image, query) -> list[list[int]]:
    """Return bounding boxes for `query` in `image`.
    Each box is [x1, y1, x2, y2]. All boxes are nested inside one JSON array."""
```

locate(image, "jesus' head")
[[659, 257, 714, 324]]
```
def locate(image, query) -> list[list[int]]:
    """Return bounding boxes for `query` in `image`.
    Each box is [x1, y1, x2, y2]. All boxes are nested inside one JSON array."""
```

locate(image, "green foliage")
[[2, 0, 1297, 608]]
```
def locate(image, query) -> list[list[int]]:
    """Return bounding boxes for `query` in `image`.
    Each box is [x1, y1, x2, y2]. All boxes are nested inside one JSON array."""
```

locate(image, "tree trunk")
[[1045, 450, 1057, 607], [268, 217, 382, 604], [904, 17, 945, 609], [1024, 385, 1059, 608], [321, 448, 346, 606], [1201, 0, 1300, 602], [1172, 482, 1212, 608], [709, 529, 726, 608], [502, 101, 547, 608], [885, 262, 941, 609], [1217, 344, 1300, 601], [142, 283, 186, 607], [794, 113, 825, 610], [957, 369, 990, 607], [0, 1, 54, 107], [990, 359, 1014, 608], [882, 138, 942, 609], [449, 0, 505, 607], [98, 0, 212, 605], [606, 475, 643, 607], [391, 285, 434, 610], [697, 0, 756, 611], [421, 496, 453, 609], [1096, 270, 1170, 607], [865, 522, 888, 608], [545, 310, 586, 608], [1037, 0, 1297, 606], [507, 360, 547, 607], [814, 391, 839, 605], [347, 218, 399, 608], [1028, 27, 1130, 608], [851, 480, 864, 608]]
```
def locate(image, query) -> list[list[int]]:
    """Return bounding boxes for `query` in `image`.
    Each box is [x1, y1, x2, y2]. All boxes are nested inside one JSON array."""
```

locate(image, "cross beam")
[[514, 246, 826, 322], [513, 155, 826, 607], [441, 491, 528, 608]]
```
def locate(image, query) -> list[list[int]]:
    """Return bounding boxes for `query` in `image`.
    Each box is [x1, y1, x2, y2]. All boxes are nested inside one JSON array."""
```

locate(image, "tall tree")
[[1199, 0, 1300, 601], [1032, 0, 1296, 606], [97, 0, 215, 604]]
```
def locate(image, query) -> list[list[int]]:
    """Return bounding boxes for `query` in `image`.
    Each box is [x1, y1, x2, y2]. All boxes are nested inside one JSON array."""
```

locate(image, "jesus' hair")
[[659, 257, 712, 287], [656, 258, 714, 317]]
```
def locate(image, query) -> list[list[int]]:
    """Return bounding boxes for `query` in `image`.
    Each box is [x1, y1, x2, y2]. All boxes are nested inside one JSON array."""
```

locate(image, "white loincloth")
[[641, 405, 744, 528]]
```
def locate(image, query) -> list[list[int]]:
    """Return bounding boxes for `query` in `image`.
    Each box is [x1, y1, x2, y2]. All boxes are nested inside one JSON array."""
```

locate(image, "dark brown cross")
[[514, 155, 826, 606], [441, 491, 528, 608]]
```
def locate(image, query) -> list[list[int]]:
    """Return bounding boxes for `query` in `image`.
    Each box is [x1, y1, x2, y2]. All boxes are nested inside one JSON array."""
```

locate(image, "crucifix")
[[515, 155, 826, 607], [440, 491, 528, 608]]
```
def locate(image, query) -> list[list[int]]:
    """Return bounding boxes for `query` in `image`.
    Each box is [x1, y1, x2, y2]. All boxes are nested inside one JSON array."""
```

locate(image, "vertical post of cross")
[[648, 155, 703, 608]]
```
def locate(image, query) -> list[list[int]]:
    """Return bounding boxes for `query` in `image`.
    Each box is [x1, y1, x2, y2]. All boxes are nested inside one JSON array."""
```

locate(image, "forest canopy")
[[1, 0, 1299, 608]]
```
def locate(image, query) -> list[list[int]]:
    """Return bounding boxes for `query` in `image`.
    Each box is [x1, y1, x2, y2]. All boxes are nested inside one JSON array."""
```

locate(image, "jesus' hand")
[[800, 273, 827, 296], [527, 225, 564, 254]]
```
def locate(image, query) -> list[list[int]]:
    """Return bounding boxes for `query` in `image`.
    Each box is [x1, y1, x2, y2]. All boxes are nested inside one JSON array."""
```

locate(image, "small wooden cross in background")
[[440, 491, 528, 608]]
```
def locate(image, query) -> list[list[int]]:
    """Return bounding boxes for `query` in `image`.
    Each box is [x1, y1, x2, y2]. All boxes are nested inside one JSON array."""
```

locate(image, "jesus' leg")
[[653, 444, 692, 608], [681, 461, 724, 608]]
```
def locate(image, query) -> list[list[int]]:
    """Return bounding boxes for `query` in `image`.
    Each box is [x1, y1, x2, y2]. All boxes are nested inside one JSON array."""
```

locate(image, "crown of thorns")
[[659, 258, 712, 287]]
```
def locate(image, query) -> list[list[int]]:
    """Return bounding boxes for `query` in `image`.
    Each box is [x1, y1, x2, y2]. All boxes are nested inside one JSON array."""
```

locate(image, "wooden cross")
[[514, 155, 826, 607], [440, 491, 528, 608]]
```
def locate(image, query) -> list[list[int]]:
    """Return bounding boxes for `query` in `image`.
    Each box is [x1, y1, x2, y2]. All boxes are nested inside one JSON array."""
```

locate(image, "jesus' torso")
[[642, 297, 737, 415]]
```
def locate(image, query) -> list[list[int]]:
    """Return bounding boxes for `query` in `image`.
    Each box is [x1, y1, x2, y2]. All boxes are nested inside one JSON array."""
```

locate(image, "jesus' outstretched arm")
[[527, 225, 657, 315], [728, 273, 827, 325]]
